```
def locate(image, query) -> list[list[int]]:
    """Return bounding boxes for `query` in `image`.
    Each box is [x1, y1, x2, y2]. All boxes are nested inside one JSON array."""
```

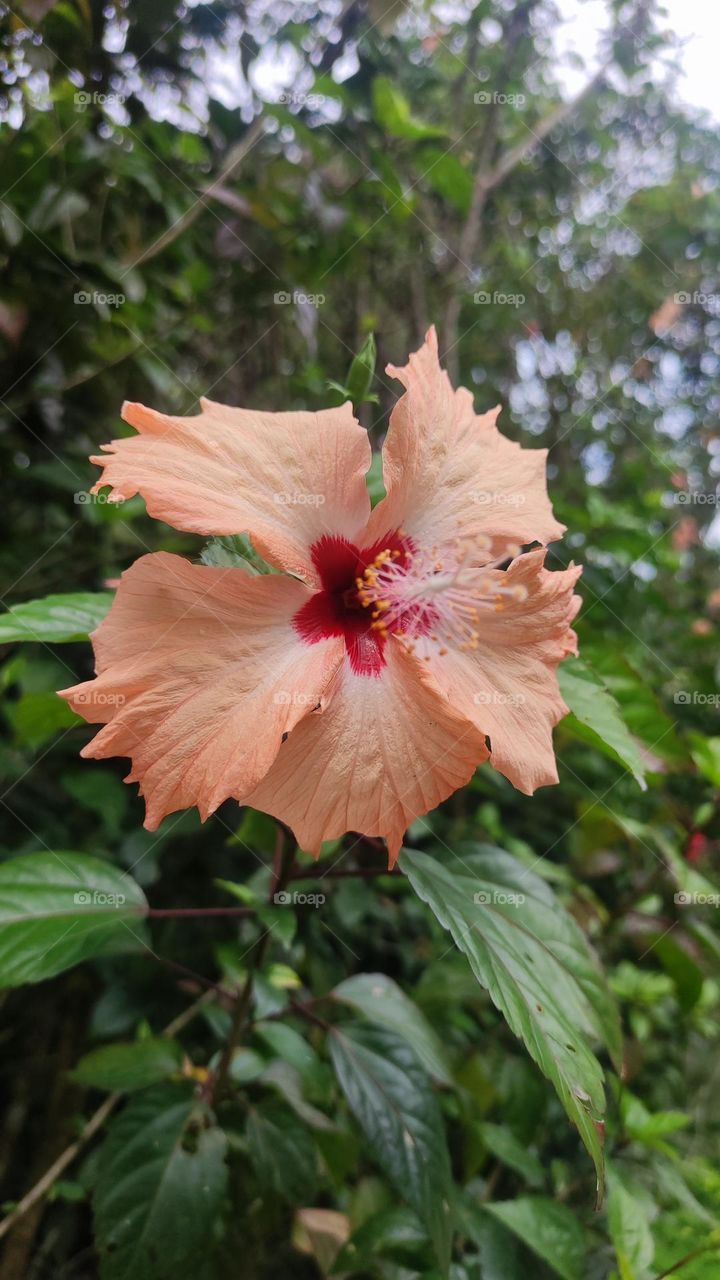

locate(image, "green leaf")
[[329, 1022, 453, 1275], [62, 767, 129, 833], [484, 1197, 586, 1280], [9, 691, 80, 747], [372, 76, 447, 140], [607, 1168, 655, 1280], [399, 847, 619, 1198], [558, 656, 647, 788], [228, 1047, 266, 1084], [246, 1101, 318, 1202], [94, 1084, 227, 1280], [689, 734, 720, 788], [454, 1196, 525, 1280], [259, 1059, 334, 1129], [556, 660, 645, 788], [345, 333, 377, 408], [367, 451, 387, 507], [419, 147, 474, 213], [70, 1039, 182, 1092], [0, 592, 113, 644], [480, 1123, 544, 1188], [332, 972, 453, 1085], [255, 1020, 323, 1087], [0, 852, 148, 986], [256, 901, 298, 948]]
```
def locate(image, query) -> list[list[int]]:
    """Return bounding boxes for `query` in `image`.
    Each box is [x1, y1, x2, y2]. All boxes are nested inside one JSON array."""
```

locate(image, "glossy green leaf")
[[332, 972, 453, 1085], [94, 1084, 227, 1280], [0, 592, 113, 644], [0, 852, 147, 986], [70, 1039, 183, 1092], [329, 1022, 453, 1274], [484, 1197, 586, 1280], [399, 847, 620, 1198], [246, 1101, 318, 1202]]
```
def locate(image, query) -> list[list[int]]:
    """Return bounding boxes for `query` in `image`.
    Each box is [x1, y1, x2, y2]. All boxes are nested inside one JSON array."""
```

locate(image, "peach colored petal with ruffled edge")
[[89, 398, 372, 585], [364, 326, 565, 551], [420, 549, 581, 794], [58, 553, 345, 829], [242, 640, 489, 865]]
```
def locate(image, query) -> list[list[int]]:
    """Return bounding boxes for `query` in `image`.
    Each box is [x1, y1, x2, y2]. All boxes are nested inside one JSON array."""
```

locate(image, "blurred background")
[[1, 2, 719, 1278]]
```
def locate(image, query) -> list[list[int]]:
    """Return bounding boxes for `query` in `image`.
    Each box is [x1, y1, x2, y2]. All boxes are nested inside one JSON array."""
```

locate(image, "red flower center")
[[293, 533, 431, 675]]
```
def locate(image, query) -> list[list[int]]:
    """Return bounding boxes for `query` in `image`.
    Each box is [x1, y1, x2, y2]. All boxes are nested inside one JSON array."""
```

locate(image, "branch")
[[443, 60, 609, 378], [126, 114, 266, 269], [0, 991, 213, 1244], [210, 825, 297, 1102]]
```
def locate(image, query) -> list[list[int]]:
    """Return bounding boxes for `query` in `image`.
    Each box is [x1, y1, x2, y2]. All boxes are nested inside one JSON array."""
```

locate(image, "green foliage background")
[[1, 1, 719, 1278]]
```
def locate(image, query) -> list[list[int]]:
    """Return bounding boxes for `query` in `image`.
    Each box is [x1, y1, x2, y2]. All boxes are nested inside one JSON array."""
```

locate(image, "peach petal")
[[58, 553, 345, 829], [90, 398, 372, 584], [243, 640, 489, 865], [422, 549, 581, 794], [365, 326, 564, 551]]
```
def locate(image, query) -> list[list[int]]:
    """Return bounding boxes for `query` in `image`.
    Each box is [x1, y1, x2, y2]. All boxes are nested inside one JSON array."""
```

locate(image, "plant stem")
[[210, 825, 296, 1102]]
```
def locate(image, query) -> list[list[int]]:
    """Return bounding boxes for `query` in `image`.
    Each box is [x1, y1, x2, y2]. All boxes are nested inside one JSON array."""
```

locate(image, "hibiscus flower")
[[59, 328, 580, 863]]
